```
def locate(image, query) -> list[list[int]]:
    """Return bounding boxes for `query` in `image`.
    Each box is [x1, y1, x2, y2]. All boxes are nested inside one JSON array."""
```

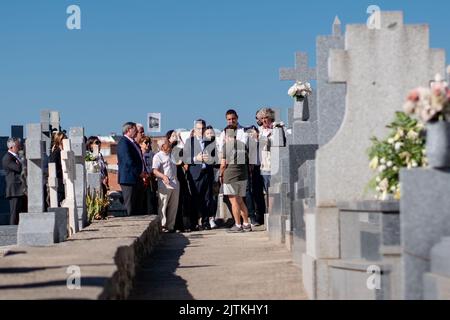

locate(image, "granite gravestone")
[[69, 127, 87, 230], [273, 17, 345, 263], [316, 16, 346, 147], [48, 163, 59, 209], [423, 237, 450, 300], [401, 169, 450, 300], [302, 11, 446, 300], [40, 110, 52, 158], [50, 111, 61, 133], [266, 108, 290, 245], [25, 124, 46, 213], [61, 139, 79, 235], [271, 52, 318, 252], [18, 122, 68, 246]]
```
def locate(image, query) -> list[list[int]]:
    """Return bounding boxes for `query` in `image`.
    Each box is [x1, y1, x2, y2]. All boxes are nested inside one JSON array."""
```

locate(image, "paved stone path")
[[129, 228, 307, 300]]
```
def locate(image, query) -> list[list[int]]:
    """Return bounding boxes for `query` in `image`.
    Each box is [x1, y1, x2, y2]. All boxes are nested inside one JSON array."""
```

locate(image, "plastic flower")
[[369, 157, 379, 170], [288, 81, 313, 98], [407, 130, 419, 141], [379, 178, 389, 192], [368, 112, 426, 201], [394, 142, 403, 152]]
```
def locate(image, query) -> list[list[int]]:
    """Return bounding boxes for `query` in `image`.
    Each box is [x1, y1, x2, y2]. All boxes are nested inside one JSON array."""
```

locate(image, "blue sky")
[[0, 0, 449, 137]]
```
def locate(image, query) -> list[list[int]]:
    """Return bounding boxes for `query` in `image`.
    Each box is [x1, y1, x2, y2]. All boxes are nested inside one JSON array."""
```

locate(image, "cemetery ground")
[[0, 215, 306, 300]]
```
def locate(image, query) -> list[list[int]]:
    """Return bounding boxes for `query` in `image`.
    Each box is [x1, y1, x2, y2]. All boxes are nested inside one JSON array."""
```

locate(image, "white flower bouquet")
[[288, 81, 313, 101]]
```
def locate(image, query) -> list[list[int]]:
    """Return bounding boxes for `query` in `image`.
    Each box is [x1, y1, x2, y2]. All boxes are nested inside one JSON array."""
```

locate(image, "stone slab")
[[302, 253, 317, 300], [430, 237, 450, 279], [17, 209, 68, 246], [267, 213, 287, 245], [328, 259, 392, 300], [291, 235, 305, 267], [305, 207, 340, 259], [337, 200, 400, 213], [400, 169, 450, 300], [0, 226, 18, 246], [423, 273, 450, 300]]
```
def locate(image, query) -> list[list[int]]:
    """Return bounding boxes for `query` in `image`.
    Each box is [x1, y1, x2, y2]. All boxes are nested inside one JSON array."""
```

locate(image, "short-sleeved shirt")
[[152, 151, 178, 189], [221, 140, 249, 184]]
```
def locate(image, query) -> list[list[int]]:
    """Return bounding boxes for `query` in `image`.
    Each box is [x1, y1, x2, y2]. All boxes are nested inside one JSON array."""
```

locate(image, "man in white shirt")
[[217, 109, 248, 154], [153, 138, 179, 233]]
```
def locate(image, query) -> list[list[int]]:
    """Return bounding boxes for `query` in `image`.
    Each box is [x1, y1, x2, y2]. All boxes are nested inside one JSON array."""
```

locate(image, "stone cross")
[[50, 111, 61, 133], [25, 123, 46, 213], [316, 16, 346, 147], [61, 139, 79, 235], [48, 162, 59, 208], [69, 127, 87, 230], [280, 52, 317, 82], [40, 110, 52, 158], [280, 52, 317, 122]]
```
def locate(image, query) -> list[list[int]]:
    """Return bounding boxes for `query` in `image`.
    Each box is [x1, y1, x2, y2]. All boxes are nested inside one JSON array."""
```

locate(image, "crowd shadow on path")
[[128, 233, 194, 300]]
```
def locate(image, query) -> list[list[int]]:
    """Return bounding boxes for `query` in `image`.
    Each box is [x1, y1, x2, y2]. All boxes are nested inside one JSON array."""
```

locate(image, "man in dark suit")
[[2, 138, 26, 225], [183, 119, 215, 230], [117, 122, 147, 216]]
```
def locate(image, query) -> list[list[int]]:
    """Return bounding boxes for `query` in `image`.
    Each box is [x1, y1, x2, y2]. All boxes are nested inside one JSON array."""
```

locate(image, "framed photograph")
[[147, 113, 161, 133]]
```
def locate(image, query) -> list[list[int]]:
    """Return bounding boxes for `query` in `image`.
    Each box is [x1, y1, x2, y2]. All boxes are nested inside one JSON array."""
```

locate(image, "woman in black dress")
[[49, 132, 67, 206]]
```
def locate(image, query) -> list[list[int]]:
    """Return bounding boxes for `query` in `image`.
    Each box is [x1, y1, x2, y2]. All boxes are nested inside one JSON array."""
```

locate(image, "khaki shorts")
[[223, 180, 247, 197]]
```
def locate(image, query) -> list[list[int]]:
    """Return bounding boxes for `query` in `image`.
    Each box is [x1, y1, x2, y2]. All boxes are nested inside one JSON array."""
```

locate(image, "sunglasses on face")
[[95, 141, 101, 145], [144, 141, 151, 145]]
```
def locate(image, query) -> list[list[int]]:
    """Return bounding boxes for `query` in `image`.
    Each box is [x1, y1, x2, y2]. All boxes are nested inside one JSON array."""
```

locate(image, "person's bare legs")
[[228, 195, 242, 226], [237, 196, 250, 225]]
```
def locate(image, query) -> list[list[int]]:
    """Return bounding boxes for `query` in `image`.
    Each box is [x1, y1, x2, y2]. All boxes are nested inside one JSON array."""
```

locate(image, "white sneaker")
[[209, 218, 217, 229]]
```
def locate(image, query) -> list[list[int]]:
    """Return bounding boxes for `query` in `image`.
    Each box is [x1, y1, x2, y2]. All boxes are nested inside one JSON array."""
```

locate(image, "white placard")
[[147, 113, 161, 133]]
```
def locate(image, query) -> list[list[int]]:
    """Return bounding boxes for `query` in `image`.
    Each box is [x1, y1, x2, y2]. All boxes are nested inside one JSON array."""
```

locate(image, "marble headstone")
[[61, 139, 79, 235], [25, 124, 46, 213], [303, 11, 446, 300], [69, 127, 87, 230]]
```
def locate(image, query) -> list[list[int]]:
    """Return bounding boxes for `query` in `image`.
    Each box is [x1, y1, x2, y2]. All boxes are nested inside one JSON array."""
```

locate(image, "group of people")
[[49, 132, 110, 207], [117, 108, 279, 233], [2, 131, 111, 225], [2, 107, 279, 233]]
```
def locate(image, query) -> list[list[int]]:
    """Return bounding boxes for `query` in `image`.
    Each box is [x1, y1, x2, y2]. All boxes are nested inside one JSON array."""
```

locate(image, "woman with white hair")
[[256, 108, 276, 211]]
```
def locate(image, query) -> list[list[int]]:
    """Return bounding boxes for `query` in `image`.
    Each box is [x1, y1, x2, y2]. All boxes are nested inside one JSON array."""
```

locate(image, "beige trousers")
[[158, 184, 180, 230]]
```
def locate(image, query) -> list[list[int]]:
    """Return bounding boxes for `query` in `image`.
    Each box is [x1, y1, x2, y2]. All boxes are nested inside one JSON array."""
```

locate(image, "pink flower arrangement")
[[403, 74, 450, 123]]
